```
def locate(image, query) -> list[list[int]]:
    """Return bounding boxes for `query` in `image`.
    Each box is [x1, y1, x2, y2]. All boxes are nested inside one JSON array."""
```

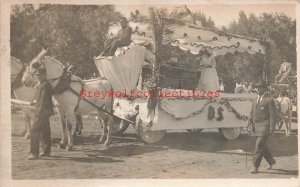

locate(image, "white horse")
[[276, 94, 293, 136], [11, 56, 35, 139], [12, 56, 84, 140], [22, 50, 114, 149], [269, 86, 293, 136]]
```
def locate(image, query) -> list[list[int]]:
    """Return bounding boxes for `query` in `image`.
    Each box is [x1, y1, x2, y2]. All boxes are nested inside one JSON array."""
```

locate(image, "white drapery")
[[94, 45, 146, 93]]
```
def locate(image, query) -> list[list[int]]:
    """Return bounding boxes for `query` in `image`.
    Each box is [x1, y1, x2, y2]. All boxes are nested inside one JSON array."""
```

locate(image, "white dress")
[[197, 54, 220, 92]]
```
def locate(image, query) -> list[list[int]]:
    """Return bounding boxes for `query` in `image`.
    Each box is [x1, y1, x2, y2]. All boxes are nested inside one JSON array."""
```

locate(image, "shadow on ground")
[[258, 169, 298, 176], [52, 131, 297, 158], [156, 132, 298, 157]]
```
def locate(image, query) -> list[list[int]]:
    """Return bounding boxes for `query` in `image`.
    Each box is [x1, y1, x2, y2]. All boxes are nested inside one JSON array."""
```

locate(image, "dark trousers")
[[253, 136, 275, 168], [30, 117, 51, 155], [109, 40, 131, 56], [275, 73, 287, 83]]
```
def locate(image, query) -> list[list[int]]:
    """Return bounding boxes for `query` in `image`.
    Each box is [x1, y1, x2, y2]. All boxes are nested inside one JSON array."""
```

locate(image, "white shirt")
[[282, 62, 287, 72]]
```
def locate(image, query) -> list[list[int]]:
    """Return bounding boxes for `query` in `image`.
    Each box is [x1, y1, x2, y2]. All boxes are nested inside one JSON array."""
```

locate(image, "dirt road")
[[11, 111, 298, 179]]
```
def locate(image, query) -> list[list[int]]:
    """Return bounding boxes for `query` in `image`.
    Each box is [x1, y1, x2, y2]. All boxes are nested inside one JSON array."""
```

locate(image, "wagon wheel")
[[113, 117, 130, 135], [135, 114, 166, 144], [218, 127, 242, 140], [186, 129, 203, 134]]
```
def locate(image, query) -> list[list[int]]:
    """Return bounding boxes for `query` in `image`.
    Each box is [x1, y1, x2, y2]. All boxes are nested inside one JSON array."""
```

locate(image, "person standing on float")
[[197, 48, 220, 92]]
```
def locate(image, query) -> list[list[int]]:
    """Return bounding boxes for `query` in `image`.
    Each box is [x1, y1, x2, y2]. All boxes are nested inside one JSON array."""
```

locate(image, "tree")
[[10, 4, 122, 78], [11, 4, 36, 62], [225, 11, 296, 83]]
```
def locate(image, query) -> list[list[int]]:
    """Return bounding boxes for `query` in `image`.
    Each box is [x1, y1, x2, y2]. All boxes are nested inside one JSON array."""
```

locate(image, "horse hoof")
[[24, 134, 31, 139], [102, 143, 109, 148], [103, 141, 111, 147], [66, 146, 73, 151], [99, 137, 106, 144], [58, 143, 66, 149]]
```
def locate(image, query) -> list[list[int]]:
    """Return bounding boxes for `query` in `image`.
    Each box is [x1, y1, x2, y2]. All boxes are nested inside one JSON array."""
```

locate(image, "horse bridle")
[[26, 58, 64, 83]]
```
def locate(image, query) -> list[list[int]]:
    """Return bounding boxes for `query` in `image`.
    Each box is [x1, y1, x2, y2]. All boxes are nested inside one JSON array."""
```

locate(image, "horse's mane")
[[11, 56, 26, 90], [44, 56, 65, 69]]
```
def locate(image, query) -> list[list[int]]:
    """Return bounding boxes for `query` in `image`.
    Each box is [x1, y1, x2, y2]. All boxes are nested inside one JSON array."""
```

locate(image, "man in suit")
[[105, 17, 133, 56], [28, 68, 54, 160], [249, 80, 277, 173], [275, 56, 292, 84]]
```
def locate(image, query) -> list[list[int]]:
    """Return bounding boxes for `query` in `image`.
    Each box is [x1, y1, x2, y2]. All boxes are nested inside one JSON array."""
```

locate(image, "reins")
[[26, 57, 135, 124]]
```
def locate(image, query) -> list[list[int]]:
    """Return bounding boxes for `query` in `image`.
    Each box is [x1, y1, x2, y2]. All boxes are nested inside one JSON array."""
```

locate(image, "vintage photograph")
[[8, 2, 297, 181]]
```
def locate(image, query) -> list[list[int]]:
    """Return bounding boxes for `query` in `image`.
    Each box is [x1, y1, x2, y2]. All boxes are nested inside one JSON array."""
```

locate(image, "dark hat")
[[36, 68, 46, 75], [253, 80, 267, 88]]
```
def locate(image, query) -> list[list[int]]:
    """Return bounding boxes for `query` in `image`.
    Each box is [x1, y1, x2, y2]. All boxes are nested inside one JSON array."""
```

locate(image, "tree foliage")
[[11, 5, 295, 85], [222, 11, 296, 83], [11, 4, 122, 78]]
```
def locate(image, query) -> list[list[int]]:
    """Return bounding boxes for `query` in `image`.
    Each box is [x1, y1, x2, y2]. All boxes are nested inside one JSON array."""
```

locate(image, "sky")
[[115, 4, 296, 28]]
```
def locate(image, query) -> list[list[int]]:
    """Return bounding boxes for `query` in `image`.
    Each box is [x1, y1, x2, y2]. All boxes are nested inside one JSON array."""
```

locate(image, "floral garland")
[[158, 97, 250, 121], [219, 100, 249, 121], [158, 99, 214, 120]]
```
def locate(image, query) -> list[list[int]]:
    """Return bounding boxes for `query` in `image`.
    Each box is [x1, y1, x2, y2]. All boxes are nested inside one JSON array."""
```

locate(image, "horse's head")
[[22, 49, 48, 87]]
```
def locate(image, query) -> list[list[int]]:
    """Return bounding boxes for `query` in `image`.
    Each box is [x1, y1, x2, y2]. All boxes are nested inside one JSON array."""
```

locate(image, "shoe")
[[250, 167, 258, 174], [267, 160, 276, 170], [39, 153, 50, 157], [28, 154, 39, 160]]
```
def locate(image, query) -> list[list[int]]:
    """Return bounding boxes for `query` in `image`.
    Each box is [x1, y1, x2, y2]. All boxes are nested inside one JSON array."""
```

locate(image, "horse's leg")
[[65, 112, 76, 151], [21, 110, 27, 136], [73, 115, 83, 136], [98, 117, 106, 144], [104, 115, 113, 147], [285, 113, 292, 136], [277, 113, 283, 131], [23, 110, 31, 139], [56, 107, 67, 148], [283, 117, 289, 136]]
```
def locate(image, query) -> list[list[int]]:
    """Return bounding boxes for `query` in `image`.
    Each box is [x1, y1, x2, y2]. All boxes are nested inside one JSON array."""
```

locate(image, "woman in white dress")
[[197, 49, 220, 92]]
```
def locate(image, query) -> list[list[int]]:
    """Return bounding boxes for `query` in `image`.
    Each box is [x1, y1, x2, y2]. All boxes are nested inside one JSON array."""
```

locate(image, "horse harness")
[[29, 58, 135, 124], [46, 66, 135, 124]]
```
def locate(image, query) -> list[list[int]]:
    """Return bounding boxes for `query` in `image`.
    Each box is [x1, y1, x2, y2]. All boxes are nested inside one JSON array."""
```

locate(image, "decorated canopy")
[[109, 22, 265, 56], [107, 6, 266, 57]]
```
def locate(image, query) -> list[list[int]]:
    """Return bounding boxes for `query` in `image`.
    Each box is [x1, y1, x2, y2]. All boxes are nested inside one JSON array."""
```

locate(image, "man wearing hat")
[[106, 17, 133, 56], [275, 56, 292, 84], [28, 68, 54, 160], [249, 80, 277, 173]]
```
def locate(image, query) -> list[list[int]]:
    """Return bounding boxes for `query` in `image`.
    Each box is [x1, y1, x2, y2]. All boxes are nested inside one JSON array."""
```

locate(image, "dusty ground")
[[11, 110, 298, 179]]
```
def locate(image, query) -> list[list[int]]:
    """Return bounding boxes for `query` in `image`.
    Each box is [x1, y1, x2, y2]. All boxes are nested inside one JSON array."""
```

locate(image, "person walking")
[[28, 68, 54, 160], [249, 80, 277, 173]]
